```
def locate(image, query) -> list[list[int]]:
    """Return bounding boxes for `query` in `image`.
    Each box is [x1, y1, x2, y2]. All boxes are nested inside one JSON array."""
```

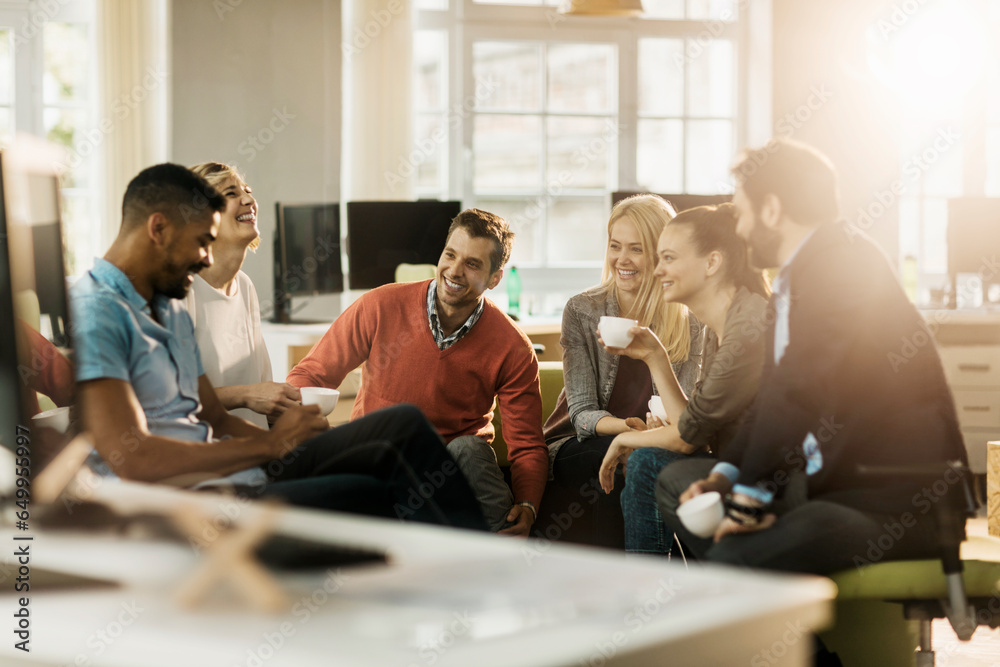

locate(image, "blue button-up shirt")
[[72, 259, 265, 485]]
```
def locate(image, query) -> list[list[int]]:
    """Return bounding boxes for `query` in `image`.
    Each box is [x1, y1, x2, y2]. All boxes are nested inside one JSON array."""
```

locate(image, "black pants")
[[552, 435, 625, 548], [655, 458, 941, 575], [237, 404, 488, 532]]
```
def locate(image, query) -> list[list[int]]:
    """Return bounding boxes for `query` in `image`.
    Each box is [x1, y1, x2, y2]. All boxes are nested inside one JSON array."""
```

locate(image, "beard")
[[746, 220, 782, 270], [158, 259, 200, 300]]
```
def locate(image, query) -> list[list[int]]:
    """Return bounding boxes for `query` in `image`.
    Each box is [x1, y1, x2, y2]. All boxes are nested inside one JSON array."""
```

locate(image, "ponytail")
[[668, 203, 770, 299]]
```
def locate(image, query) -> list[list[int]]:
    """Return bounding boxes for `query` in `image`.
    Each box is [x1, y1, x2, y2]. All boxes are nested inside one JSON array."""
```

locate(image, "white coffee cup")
[[677, 491, 725, 538], [300, 387, 340, 417], [647, 396, 668, 423], [32, 406, 71, 434], [598, 316, 638, 348]]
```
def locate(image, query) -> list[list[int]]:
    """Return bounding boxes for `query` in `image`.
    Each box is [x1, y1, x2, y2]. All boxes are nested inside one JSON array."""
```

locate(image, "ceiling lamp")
[[558, 0, 644, 17]]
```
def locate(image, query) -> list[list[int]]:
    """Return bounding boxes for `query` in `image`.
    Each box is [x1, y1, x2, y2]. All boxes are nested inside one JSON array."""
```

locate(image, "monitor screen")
[[0, 138, 76, 480], [273, 202, 343, 322], [347, 200, 461, 290]]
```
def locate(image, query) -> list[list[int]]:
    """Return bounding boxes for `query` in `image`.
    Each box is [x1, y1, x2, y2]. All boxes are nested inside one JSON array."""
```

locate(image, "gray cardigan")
[[545, 287, 704, 463]]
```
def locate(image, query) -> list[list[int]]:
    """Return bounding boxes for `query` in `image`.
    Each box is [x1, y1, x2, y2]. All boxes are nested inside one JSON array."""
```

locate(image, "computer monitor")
[[346, 200, 461, 290], [272, 202, 343, 323], [611, 191, 732, 213], [0, 137, 76, 480]]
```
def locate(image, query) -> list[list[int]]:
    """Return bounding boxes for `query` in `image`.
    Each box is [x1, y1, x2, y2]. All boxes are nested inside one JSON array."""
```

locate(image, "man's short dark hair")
[[730, 138, 840, 226], [447, 208, 514, 274], [121, 163, 226, 230]]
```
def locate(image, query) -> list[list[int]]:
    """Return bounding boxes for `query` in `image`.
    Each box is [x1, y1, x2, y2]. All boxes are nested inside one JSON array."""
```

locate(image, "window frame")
[[415, 0, 755, 271]]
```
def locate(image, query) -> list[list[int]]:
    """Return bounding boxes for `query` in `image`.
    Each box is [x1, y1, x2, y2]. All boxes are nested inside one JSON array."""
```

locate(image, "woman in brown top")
[[598, 203, 771, 554]]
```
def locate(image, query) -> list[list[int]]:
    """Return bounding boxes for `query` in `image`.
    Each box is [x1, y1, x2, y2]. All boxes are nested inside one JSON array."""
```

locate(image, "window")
[[414, 0, 746, 271], [884, 0, 1000, 297], [0, 1, 96, 277], [44, 19, 96, 276]]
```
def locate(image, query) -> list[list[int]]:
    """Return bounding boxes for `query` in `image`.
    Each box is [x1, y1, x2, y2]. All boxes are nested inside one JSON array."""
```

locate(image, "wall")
[[772, 0, 902, 261], [170, 0, 342, 321]]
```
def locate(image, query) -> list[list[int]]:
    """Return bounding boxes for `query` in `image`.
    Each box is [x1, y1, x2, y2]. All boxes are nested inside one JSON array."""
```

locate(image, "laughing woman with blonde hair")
[[542, 194, 703, 547], [184, 162, 300, 429]]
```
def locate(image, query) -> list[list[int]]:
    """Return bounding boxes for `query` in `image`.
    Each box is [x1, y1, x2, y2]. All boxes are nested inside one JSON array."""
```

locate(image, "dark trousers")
[[238, 404, 488, 532], [551, 435, 625, 548], [655, 458, 941, 575]]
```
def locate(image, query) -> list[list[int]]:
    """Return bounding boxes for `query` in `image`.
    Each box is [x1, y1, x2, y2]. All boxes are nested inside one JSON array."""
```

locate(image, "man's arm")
[[79, 378, 327, 484], [495, 339, 548, 514], [213, 382, 301, 418], [286, 295, 374, 388]]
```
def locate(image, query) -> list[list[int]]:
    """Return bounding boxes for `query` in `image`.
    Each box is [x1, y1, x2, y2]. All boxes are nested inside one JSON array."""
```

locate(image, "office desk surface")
[[0, 481, 835, 666]]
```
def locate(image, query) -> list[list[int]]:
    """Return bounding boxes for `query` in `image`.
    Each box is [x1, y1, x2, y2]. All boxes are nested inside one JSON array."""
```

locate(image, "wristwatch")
[[724, 495, 766, 526], [517, 501, 537, 523]]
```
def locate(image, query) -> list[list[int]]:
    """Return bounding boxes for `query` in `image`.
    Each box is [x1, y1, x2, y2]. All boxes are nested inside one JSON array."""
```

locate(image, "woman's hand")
[[245, 382, 301, 417], [598, 436, 634, 494], [624, 416, 647, 432], [598, 326, 667, 364]]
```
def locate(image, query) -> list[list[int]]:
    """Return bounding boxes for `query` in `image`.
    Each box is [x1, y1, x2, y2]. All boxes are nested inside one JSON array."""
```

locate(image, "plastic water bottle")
[[507, 266, 521, 317], [902, 255, 918, 303]]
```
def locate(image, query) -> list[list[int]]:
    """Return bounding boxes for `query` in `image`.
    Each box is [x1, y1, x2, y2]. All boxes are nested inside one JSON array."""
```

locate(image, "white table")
[[0, 481, 835, 666], [260, 321, 334, 380]]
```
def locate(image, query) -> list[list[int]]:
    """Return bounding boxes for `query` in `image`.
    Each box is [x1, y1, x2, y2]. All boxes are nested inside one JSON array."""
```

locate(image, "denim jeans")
[[621, 447, 708, 554]]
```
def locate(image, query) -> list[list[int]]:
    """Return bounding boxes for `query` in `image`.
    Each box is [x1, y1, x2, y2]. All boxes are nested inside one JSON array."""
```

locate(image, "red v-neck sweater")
[[287, 280, 547, 507]]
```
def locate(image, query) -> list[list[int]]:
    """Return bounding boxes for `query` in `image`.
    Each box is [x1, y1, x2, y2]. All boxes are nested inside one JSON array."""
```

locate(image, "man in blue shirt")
[[72, 163, 484, 530], [655, 139, 967, 575]]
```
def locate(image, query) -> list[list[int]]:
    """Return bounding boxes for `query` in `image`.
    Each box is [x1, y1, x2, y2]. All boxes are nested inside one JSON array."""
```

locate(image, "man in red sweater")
[[288, 209, 547, 536]]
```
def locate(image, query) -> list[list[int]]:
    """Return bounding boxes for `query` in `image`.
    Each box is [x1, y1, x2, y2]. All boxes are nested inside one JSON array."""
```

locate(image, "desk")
[[0, 481, 834, 666]]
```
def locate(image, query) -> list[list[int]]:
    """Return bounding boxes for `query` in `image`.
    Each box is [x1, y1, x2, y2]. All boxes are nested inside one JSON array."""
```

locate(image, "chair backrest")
[[394, 263, 436, 283], [491, 361, 564, 466]]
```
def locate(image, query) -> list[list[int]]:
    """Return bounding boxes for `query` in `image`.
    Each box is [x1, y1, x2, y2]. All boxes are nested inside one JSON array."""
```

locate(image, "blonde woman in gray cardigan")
[[598, 203, 771, 555], [542, 194, 703, 547]]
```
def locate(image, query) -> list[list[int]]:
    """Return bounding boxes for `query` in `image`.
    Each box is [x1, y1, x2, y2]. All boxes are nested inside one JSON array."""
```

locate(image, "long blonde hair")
[[598, 194, 691, 362], [188, 161, 260, 252]]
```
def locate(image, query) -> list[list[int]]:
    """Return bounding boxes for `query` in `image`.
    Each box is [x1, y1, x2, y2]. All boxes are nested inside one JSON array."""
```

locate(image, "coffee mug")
[[300, 387, 340, 417], [677, 491, 725, 538], [598, 316, 638, 348]]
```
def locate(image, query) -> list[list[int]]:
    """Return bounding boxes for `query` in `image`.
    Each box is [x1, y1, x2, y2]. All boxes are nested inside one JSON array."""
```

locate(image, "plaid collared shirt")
[[426, 279, 485, 350]]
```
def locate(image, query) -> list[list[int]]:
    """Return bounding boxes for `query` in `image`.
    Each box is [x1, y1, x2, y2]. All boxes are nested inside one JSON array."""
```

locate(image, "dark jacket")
[[721, 222, 967, 512]]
